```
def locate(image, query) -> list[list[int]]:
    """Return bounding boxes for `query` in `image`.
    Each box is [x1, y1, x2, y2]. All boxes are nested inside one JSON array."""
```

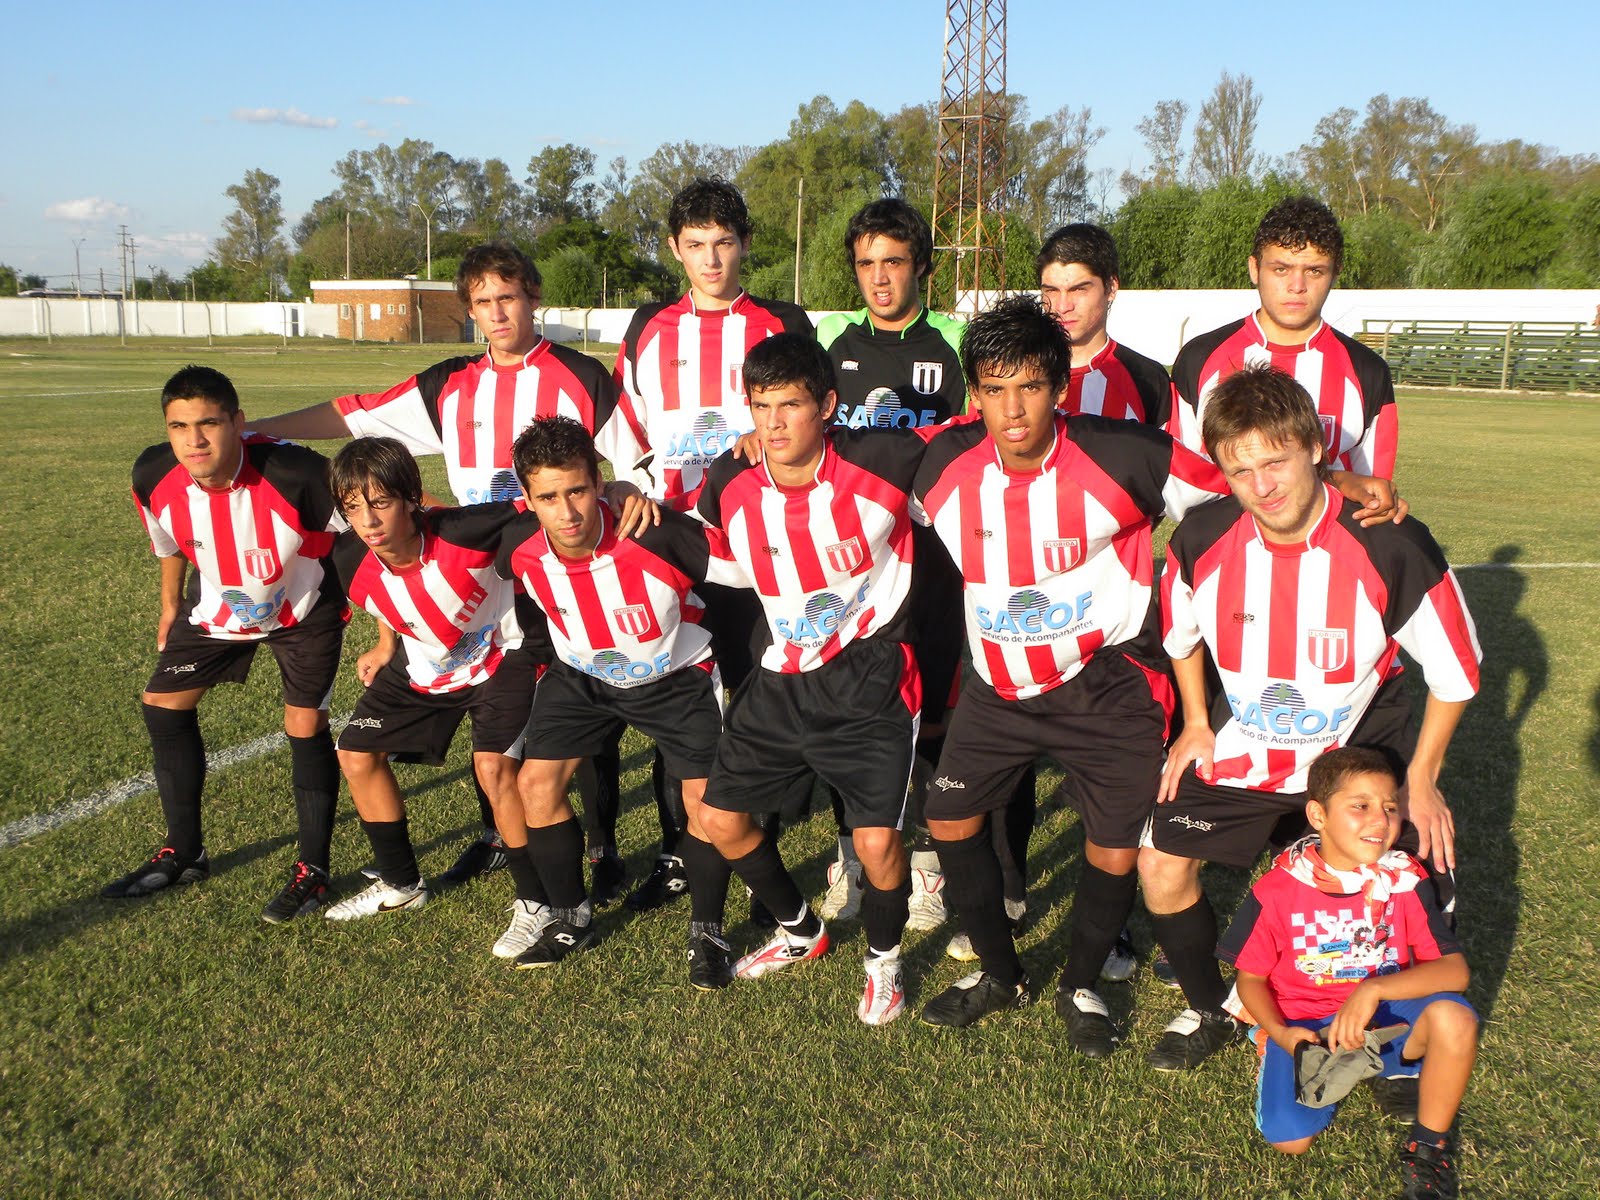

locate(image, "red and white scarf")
[[1277, 834, 1426, 927]]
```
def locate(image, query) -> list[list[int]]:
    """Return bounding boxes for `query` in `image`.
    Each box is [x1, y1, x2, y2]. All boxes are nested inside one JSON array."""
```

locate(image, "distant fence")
[[0, 297, 337, 339], [1358, 320, 1600, 393]]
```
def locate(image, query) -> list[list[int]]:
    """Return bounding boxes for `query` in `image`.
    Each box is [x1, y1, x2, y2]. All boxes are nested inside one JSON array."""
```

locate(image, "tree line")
[[11, 74, 1591, 306]]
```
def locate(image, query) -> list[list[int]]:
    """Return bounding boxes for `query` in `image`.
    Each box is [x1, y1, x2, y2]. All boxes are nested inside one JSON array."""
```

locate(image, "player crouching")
[[321, 438, 532, 923], [495, 417, 742, 975], [1220, 747, 1477, 1200]]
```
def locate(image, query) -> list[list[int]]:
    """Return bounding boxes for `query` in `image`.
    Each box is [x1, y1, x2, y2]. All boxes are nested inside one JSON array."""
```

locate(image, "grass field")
[[2, 336, 1598, 1198]]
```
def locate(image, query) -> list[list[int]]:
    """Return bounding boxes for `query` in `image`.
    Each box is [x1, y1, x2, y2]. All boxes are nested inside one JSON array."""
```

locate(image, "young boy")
[[1219, 745, 1477, 1199], [319, 438, 533, 926]]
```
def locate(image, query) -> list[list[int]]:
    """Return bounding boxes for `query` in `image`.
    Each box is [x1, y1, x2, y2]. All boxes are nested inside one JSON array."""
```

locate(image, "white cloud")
[[138, 231, 213, 262], [370, 95, 413, 106], [354, 119, 386, 139], [231, 106, 338, 129], [45, 196, 130, 223]]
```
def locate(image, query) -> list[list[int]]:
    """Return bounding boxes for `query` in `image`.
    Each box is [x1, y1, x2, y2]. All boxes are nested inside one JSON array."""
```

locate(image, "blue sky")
[[3, 0, 1594, 283]]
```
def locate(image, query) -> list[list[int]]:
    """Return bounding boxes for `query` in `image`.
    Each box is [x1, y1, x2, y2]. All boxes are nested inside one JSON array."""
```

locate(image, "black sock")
[[527, 817, 587, 910], [473, 772, 496, 831], [503, 843, 547, 905], [143, 703, 206, 859], [1062, 862, 1138, 990], [287, 730, 338, 871], [995, 768, 1037, 904], [1410, 1120, 1450, 1148], [360, 818, 420, 889], [1150, 896, 1228, 1013], [934, 825, 1023, 988], [679, 833, 732, 926], [576, 737, 621, 853], [726, 837, 814, 937], [651, 750, 686, 857], [861, 877, 911, 956]]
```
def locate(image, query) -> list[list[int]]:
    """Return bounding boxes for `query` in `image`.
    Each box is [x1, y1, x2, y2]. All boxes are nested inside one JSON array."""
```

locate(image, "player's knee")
[[282, 705, 328, 738], [1137, 846, 1194, 904], [1270, 1136, 1315, 1156], [336, 748, 383, 779], [1420, 998, 1479, 1048]]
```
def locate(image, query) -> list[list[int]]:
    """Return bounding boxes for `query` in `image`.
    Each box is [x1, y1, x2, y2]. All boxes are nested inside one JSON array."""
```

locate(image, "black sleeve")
[[1114, 343, 1175, 427], [911, 422, 987, 503], [638, 507, 713, 582], [696, 452, 751, 530], [330, 529, 369, 593], [132, 443, 177, 506], [494, 511, 543, 581], [1342, 507, 1456, 634], [410, 356, 478, 436], [1170, 321, 1240, 407], [428, 501, 520, 553], [759, 297, 815, 338], [831, 427, 928, 492], [1338, 331, 1398, 431], [256, 441, 337, 532], [1215, 890, 1265, 967], [1065, 415, 1180, 520]]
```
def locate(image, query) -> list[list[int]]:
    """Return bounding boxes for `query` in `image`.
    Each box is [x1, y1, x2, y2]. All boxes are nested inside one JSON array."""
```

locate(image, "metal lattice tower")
[[929, 0, 1007, 312]]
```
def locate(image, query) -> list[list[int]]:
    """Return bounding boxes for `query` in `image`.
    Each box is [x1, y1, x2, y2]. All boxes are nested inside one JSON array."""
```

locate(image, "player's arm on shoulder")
[[155, 553, 187, 651], [247, 400, 350, 442], [1327, 469, 1407, 526]]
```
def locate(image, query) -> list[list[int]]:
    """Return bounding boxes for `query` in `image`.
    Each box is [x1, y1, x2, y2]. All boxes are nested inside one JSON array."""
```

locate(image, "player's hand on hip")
[[1158, 727, 1215, 804], [356, 645, 393, 687]]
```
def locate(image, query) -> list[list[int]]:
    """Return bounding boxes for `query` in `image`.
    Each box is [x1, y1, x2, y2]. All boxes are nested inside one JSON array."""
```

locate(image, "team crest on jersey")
[[912, 361, 944, 395], [826, 536, 865, 574], [1319, 414, 1338, 445], [1306, 628, 1348, 671], [243, 547, 280, 582], [729, 364, 743, 395], [1042, 538, 1083, 573], [613, 604, 656, 638]]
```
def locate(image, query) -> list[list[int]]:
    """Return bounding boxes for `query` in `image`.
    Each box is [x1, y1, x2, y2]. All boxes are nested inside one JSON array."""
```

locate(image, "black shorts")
[[927, 651, 1170, 849], [524, 660, 724, 780], [909, 525, 965, 726], [336, 645, 540, 764], [705, 637, 920, 829], [698, 581, 765, 692], [145, 597, 345, 709], [1145, 675, 1418, 867]]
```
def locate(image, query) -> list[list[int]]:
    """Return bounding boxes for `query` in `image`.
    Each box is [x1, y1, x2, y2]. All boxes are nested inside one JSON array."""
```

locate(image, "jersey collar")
[[489, 338, 550, 372], [686, 289, 748, 317], [1249, 480, 1341, 557], [1247, 310, 1327, 353], [861, 305, 929, 340]]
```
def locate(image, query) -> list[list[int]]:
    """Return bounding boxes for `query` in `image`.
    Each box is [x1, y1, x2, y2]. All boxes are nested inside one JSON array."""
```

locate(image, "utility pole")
[[411, 199, 439, 279], [130, 238, 139, 335], [344, 209, 352, 279], [71, 237, 85, 297], [793, 176, 805, 305]]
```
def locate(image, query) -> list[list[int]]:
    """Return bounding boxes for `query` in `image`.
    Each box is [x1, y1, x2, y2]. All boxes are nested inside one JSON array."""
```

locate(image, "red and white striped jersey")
[[133, 436, 344, 641], [333, 503, 522, 694], [1065, 339, 1171, 426], [496, 506, 743, 689], [1168, 316, 1398, 477], [912, 415, 1226, 701], [334, 340, 643, 506], [613, 292, 813, 508], [696, 430, 923, 674], [1161, 483, 1480, 792]]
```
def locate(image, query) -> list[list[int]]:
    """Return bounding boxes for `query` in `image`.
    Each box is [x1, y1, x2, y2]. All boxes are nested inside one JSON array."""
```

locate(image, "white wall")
[[0, 298, 338, 339]]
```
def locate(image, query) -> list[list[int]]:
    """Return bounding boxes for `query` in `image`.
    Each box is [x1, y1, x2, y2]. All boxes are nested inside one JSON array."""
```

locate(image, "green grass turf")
[[2, 337, 1598, 1197]]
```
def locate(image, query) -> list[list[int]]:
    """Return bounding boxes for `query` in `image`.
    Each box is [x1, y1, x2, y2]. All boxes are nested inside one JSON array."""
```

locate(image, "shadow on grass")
[[1452, 545, 1544, 1019]]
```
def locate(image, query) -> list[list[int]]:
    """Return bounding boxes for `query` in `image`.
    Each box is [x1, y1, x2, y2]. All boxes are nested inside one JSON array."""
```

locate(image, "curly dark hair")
[[1252, 197, 1344, 274], [844, 198, 933, 277], [512, 416, 601, 488], [668, 177, 751, 240], [960, 294, 1072, 392], [742, 332, 837, 405]]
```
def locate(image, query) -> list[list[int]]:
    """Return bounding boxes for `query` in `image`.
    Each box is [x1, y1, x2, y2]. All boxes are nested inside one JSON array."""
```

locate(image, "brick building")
[[310, 279, 468, 344]]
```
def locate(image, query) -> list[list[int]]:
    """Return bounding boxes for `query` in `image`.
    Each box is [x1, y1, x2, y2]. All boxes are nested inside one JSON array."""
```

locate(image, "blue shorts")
[[1254, 992, 1477, 1144]]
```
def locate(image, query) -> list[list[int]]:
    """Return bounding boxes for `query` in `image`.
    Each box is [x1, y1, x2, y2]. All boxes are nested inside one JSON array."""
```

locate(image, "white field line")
[[0, 714, 350, 853], [5, 556, 1599, 852]]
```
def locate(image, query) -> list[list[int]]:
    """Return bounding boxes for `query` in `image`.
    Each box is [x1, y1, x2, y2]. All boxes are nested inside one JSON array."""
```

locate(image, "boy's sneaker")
[[858, 950, 906, 1026], [588, 849, 627, 908], [1100, 927, 1138, 983], [513, 916, 597, 969], [734, 923, 831, 979], [921, 971, 1032, 1028], [1151, 946, 1181, 989], [102, 846, 210, 899], [1398, 1136, 1458, 1200], [441, 830, 507, 883], [1145, 1008, 1243, 1071], [1056, 985, 1118, 1059], [260, 860, 328, 924], [905, 866, 948, 931], [492, 898, 552, 959], [323, 877, 429, 921], [819, 858, 863, 921], [624, 855, 688, 911], [944, 897, 1026, 961], [1369, 1074, 1421, 1122], [688, 925, 735, 991]]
